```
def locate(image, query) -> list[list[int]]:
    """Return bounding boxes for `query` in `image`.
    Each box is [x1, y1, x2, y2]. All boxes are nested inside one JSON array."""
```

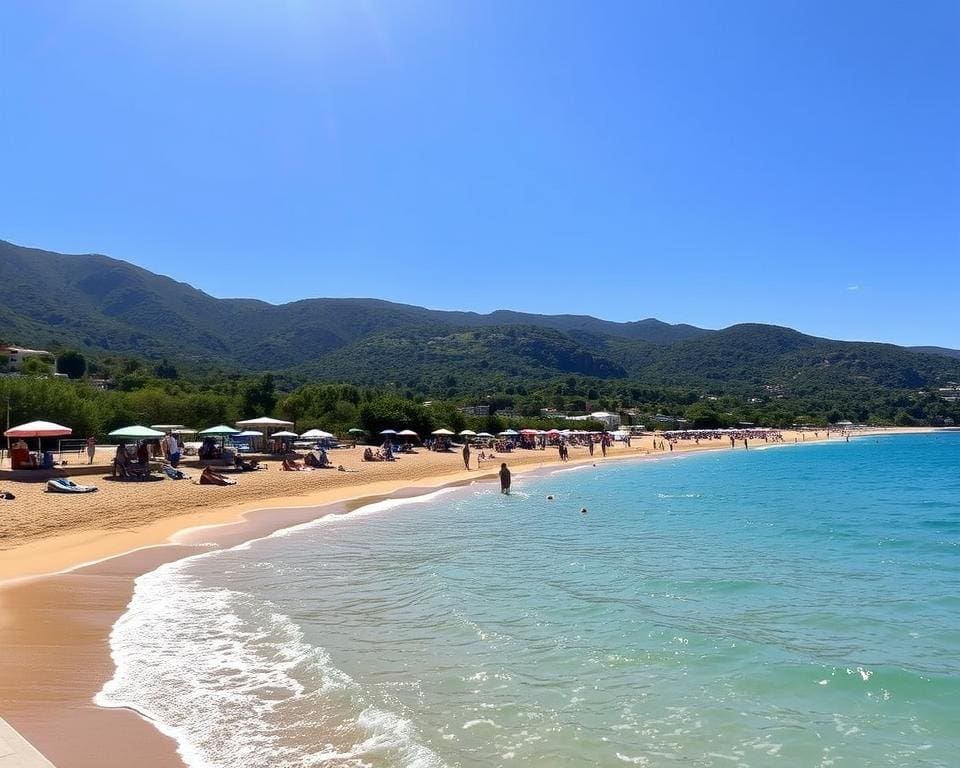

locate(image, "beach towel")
[[46, 478, 98, 494], [162, 465, 191, 480]]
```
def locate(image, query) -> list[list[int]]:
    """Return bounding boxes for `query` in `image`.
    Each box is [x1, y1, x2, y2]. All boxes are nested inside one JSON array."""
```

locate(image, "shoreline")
[[0, 428, 931, 767]]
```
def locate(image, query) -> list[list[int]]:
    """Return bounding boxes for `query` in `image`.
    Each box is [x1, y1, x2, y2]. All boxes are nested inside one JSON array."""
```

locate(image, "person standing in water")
[[499, 462, 511, 495], [462, 442, 471, 470]]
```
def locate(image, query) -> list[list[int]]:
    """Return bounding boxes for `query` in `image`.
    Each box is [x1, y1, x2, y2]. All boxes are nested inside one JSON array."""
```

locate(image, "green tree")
[[154, 359, 179, 379], [240, 374, 276, 417], [21, 356, 53, 376], [56, 350, 87, 379]]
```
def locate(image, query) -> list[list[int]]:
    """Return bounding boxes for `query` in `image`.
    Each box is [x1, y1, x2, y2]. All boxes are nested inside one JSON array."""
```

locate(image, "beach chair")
[[10, 447, 33, 470]]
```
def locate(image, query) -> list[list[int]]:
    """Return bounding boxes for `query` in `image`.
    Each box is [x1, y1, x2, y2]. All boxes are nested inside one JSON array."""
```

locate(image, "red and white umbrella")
[[5, 420, 73, 438], [4, 420, 73, 454]]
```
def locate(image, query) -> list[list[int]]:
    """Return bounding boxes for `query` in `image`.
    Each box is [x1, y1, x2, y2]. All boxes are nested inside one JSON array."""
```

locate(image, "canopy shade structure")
[[235, 417, 294, 428], [301, 429, 334, 439], [458, 429, 477, 436], [396, 429, 419, 437], [431, 428, 455, 436], [108, 425, 166, 440], [5, 420, 72, 438], [271, 431, 299, 438], [151, 424, 185, 431], [199, 425, 241, 436], [235, 430, 264, 438]]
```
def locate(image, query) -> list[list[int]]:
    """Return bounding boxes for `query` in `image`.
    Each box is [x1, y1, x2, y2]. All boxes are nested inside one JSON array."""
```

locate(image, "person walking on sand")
[[462, 442, 471, 470], [85, 435, 97, 464], [499, 462, 511, 495]]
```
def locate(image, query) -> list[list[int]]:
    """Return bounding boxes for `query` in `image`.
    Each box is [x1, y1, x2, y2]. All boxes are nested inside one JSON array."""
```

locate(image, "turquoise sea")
[[97, 433, 960, 767]]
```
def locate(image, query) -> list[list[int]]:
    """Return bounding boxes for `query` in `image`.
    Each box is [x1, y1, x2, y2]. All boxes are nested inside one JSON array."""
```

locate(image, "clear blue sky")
[[1, 1, 957, 346]]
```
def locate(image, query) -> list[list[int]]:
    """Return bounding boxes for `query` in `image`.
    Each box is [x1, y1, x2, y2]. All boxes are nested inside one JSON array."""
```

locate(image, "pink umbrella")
[[5, 420, 73, 456]]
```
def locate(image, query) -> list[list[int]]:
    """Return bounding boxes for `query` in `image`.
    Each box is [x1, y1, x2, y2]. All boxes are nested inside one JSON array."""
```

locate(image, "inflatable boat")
[[46, 478, 98, 494]]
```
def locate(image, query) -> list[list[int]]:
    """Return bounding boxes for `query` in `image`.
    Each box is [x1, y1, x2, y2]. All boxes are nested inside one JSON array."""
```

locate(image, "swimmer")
[[580, 507, 587, 514], [546, 495, 554, 500]]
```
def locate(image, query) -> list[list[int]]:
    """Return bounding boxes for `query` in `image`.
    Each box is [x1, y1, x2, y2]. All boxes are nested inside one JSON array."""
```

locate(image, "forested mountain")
[[2, 239, 959, 400]]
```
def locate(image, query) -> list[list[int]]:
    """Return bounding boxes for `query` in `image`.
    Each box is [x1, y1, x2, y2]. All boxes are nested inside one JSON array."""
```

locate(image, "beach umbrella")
[[499, 429, 519, 436], [235, 430, 264, 438], [432, 428, 455, 436], [301, 429, 334, 439], [520, 428, 538, 435], [5, 420, 73, 438], [151, 424, 184, 431], [380, 429, 397, 435], [458, 429, 477, 436], [173, 428, 197, 435], [348, 428, 366, 434], [236, 417, 294, 428], [397, 429, 419, 437], [5, 420, 73, 455], [271, 430, 299, 438], [108, 425, 166, 440], [199, 425, 241, 435], [476, 432, 494, 438]]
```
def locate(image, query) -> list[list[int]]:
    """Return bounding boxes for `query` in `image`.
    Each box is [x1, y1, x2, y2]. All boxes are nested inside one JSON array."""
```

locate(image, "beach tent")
[[108, 425, 166, 440]]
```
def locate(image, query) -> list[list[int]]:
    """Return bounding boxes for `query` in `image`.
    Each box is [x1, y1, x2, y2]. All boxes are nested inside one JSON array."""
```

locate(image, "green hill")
[[2, 239, 959, 400]]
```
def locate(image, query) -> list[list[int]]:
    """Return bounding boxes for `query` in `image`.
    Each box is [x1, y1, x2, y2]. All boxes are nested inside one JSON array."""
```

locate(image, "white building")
[[1, 345, 55, 371], [564, 411, 622, 429]]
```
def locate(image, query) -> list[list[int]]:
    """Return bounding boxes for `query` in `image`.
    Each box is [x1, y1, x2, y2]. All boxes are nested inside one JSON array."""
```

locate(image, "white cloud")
[[847, 285, 860, 291]]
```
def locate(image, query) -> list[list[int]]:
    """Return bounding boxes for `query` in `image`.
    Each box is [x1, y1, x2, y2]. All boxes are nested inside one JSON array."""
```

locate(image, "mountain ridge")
[[2, 239, 959, 398]]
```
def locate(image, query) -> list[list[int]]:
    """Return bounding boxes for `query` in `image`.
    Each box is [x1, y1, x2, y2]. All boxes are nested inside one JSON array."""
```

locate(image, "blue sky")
[[1, 1, 957, 346]]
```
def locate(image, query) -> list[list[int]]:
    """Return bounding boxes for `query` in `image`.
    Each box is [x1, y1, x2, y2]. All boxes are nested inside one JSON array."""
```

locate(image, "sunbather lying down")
[[281, 458, 312, 471], [305, 451, 333, 469], [337, 465, 359, 473], [199, 467, 237, 485], [234, 455, 261, 472]]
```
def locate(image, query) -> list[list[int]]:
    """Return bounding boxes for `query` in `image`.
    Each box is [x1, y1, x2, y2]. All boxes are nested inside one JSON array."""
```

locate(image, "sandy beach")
[[0, 429, 910, 767]]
